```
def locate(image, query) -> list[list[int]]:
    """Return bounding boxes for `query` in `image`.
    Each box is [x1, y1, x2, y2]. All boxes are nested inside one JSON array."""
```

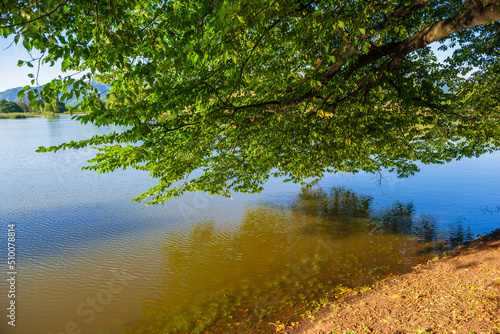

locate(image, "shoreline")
[[284, 229, 500, 334]]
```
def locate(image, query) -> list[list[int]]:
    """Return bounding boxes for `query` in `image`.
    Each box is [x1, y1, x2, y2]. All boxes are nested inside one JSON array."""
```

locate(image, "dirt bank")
[[286, 229, 500, 334]]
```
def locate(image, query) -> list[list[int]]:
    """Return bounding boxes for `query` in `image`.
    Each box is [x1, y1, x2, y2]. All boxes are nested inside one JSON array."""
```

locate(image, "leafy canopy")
[[0, 99, 24, 113], [2, 0, 500, 204]]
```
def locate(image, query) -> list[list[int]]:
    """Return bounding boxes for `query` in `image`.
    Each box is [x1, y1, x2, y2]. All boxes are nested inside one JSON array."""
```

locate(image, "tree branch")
[[411, 97, 478, 124], [349, 2, 500, 79], [0, 0, 69, 29], [372, 0, 432, 32]]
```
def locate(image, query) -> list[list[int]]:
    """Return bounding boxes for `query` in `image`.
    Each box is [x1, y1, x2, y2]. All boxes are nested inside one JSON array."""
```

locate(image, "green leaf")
[[17, 90, 25, 100], [62, 58, 70, 71], [0, 0, 495, 204], [362, 42, 370, 54]]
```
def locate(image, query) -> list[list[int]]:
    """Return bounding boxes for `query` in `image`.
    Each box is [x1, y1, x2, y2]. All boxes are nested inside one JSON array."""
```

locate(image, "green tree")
[[16, 102, 30, 112], [44, 102, 54, 113], [51, 98, 67, 113], [2, 0, 500, 203], [17, 96, 32, 113], [0, 99, 24, 113]]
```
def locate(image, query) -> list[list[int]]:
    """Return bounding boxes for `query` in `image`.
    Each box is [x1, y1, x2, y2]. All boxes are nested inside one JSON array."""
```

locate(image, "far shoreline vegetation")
[[0, 113, 38, 119], [0, 96, 103, 119]]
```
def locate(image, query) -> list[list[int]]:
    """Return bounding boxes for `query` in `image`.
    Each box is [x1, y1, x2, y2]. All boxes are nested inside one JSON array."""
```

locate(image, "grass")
[[0, 113, 37, 119], [0, 112, 66, 119], [41, 111, 56, 118], [359, 285, 372, 293]]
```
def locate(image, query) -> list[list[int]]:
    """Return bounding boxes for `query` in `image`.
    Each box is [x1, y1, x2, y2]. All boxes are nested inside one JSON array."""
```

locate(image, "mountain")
[[0, 87, 25, 102], [0, 81, 108, 106]]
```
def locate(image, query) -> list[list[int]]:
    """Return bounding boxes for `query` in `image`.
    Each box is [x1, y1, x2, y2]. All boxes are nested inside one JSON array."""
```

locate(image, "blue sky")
[[0, 36, 68, 92]]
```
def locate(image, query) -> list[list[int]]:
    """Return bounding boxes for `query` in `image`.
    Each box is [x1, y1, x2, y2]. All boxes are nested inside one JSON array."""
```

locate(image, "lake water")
[[0, 116, 499, 334]]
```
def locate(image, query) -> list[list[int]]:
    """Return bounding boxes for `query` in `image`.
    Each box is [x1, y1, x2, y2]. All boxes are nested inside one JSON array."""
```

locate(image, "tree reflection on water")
[[125, 186, 475, 334], [289, 186, 472, 247]]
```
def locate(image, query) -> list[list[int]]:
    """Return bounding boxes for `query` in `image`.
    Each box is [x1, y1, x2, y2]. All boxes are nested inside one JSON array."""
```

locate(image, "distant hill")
[[0, 81, 108, 106], [0, 87, 24, 102]]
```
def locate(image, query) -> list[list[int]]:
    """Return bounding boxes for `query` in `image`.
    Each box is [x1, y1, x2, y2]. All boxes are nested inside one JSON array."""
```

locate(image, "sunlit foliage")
[[1, 0, 499, 203]]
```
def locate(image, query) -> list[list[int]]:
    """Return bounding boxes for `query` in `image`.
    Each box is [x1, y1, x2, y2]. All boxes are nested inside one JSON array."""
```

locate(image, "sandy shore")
[[286, 229, 500, 334]]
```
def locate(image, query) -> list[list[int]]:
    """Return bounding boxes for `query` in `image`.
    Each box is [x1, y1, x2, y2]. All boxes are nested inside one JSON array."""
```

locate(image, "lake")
[[0, 115, 498, 334]]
